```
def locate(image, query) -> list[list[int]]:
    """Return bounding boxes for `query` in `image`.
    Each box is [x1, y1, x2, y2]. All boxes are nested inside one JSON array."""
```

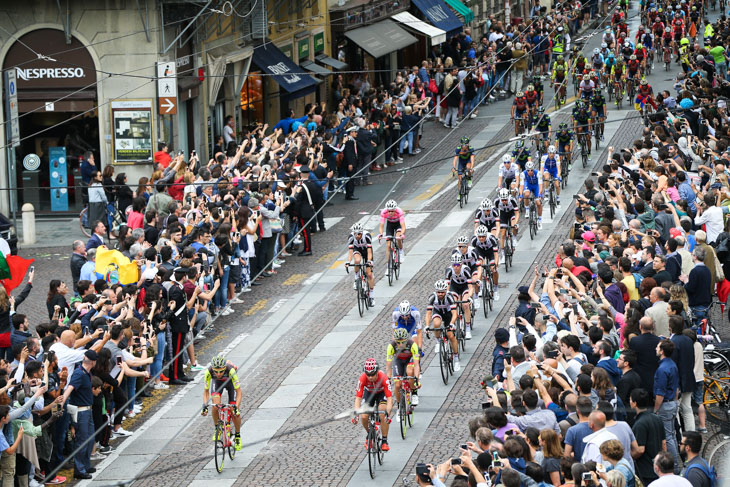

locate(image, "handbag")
[[270, 217, 283, 233]]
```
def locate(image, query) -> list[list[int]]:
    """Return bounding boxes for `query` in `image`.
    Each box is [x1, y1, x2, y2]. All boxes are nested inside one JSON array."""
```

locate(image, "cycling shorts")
[[457, 159, 471, 175], [210, 380, 237, 403], [525, 184, 541, 199], [363, 390, 387, 408], [558, 141, 571, 153], [515, 108, 527, 117], [353, 248, 369, 261], [499, 210, 516, 227], [392, 357, 413, 378], [450, 281, 470, 296], [545, 165, 559, 178], [432, 308, 454, 325], [385, 220, 401, 238], [538, 129, 551, 139], [502, 176, 515, 189]]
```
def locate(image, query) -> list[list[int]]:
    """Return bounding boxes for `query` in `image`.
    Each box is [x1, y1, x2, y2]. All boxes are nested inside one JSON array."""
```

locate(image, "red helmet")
[[364, 358, 379, 375]]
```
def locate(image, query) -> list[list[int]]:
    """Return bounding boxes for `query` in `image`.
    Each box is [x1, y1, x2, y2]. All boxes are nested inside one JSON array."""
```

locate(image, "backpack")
[[632, 272, 644, 289], [685, 459, 717, 487]]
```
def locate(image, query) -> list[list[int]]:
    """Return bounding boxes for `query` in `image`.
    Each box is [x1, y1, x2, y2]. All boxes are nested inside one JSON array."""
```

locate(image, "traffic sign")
[[159, 97, 177, 114], [5, 71, 19, 147], [156, 61, 177, 115]]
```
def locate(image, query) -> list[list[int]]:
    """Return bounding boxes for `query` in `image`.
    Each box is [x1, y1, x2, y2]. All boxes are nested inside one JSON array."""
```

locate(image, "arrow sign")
[[159, 97, 177, 114], [156, 61, 178, 115]]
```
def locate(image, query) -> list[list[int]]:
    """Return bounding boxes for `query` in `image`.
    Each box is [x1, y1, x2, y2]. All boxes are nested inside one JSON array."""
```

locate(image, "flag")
[[94, 247, 139, 285], [0, 255, 34, 293], [0, 254, 10, 280]]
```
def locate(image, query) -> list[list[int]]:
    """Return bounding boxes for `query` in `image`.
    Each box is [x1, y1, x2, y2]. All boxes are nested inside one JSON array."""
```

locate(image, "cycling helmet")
[[502, 154, 512, 164], [364, 358, 379, 374], [583, 74, 590, 80], [515, 140, 525, 149], [601, 42, 608, 49], [665, 27, 671, 32], [435, 279, 449, 292], [456, 235, 469, 246], [630, 54, 637, 60], [559, 122, 568, 130], [658, 7, 663, 12], [624, 41, 630, 47], [692, 5, 696, 9], [460, 136, 470, 145], [476, 225, 489, 237], [385, 199, 398, 210], [556, 64, 565, 71], [640, 79, 648, 85], [606, 27, 611, 33], [594, 48, 600, 54], [351, 222, 364, 233], [211, 354, 226, 369], [450, 253, 463, 264], [499, 188, 510, 199], [398, 301, 412, 316], [480, 198, 493, 211], [526, 161, 535, 171], [637, 43, 643, 49], [393, 328, 409, 341], [527, 84, 535, 91], [517, 91, 525, 97], [667, 4, 673, 9], [537, 106, 545, 114], [557, 54, 564, 62], [548, 145, 556, 153]]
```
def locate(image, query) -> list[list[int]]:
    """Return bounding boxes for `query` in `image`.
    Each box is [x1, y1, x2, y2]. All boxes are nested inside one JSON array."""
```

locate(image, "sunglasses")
[[395, 339, 407, 345], [212, 368, 226, 375], [365, 371, 378, 377], [452, 263, 462, 267]]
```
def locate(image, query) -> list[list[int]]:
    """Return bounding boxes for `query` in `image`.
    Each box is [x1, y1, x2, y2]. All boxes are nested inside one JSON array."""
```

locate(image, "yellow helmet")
[[680, 37, 690, 46]]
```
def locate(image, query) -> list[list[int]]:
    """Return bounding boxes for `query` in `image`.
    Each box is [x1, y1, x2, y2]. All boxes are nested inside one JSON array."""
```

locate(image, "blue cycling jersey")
[[523, 170, 540, 187]]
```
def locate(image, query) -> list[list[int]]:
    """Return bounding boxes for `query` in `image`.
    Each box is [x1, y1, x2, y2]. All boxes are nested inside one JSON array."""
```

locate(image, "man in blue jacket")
[[669, 315, 696, 432], [593, 340, 622, 385]]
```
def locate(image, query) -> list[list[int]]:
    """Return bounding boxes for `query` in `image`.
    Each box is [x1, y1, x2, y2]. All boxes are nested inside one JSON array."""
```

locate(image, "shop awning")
[[316, 53, 348, 70], [392, 12, 446, 45], [444, 0, 473, 24], [345, 19, 417, 59], [412, 0, 463, 35], [300, 60, 332, 77], [251, 43, 319, 96]]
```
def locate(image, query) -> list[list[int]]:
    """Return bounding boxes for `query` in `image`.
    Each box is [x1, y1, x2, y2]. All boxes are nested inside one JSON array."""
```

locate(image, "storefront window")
[[240, 72, 264, 128]]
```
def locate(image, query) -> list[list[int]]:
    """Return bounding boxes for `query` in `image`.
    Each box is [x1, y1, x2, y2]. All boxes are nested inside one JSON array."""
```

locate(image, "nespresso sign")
[[3, 29, 97, 90]]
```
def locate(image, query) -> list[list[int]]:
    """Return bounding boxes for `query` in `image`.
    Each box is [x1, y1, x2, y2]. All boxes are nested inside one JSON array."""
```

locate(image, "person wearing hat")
[[492, 328, 511, 382], [341, 128, 359, 200], [60, 349, 98, 479], [292, 169, 316, 256]]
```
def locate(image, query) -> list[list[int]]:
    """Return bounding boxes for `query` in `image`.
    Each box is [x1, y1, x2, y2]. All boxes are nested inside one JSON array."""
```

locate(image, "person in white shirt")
[[694, 193, 728, 244], [582, 410, 619, 463], [223, 115, 235, 145], [648, 451, 692, 486], [49, 329, 109, 378]]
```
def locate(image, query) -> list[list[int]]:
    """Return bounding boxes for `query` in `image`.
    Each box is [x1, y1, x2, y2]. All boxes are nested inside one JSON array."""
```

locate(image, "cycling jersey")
[[592, 53, 605, 67], [386, 339, 420, 363], [611, 64, 626, 78], [204, 365, 241, 401], [392, 306, 422, 335], [445, 264, 473, 293], [513, 149, 531, 170], [355, 370, 393, 399], [634, 48, 646, 61], [348, 232, 372, 255], [513, 96, 528, 111], [523, 169, 541, 194], [541, 154, 560, 176], [452, 246, 480, 269], [556, 130, 574, 144], [573, 107, 590, 122], [534, 115, 551, 133], [455, 145, 475, 161], [525, 90, 539, 105], [471, 234, 499, 260], [474, 207, 499, 231], [499, 162, 518, 182], [427, 292, 457, 321], [638, 85, 653, 97], [591, 95, 607, 110], [380, 208, 405, 224], [494, 197, 519, 213], [627, 60, 640, 73], [579, 80, 595, 95]]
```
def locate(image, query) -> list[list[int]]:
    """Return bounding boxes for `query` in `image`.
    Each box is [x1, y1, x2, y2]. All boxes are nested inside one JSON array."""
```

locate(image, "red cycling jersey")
[[514, 96, 527, 111], [355, 371, 393, 398], [525, 90, 539, 104]]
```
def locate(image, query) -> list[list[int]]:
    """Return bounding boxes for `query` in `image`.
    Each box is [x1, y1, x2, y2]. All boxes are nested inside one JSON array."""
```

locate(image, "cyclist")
[[386, 328, 421, 409], [494, 188, 520, 258], [611, 59, 627, 100], [512, 139, 531, 172], [202, 354, 243, 451], [519, 161, 544, 229], [621, 40, 634, 62], [541, 145, 562, 207], [531, 107, 550, 152], [626, 54, 641, 90], [497, 154, 519, 192], [453, 235, 482, 306], [524, 84, 540, 122], [590, 89, 607, 141], [378, 199, 406, 273], [591, 48, 605, 76], [474, 198, 500, 233], [634, 42, 648, 73], [552, 54, 570, 77], [425, 279, 460, 370], [572, 99, 592, 159], [652, 18, 666, 45], [511, 91, 529, 136], [347, 222, 375, 306], [603, 27, 616, 49], [636, 78, 657, 112], [452, 136, 475, 200], [392, 300, 423, 352], [600, 42, 611, 59], [555, 123, 574, 170], [471, 225, 501, 301], [552, 63, 568, 103], [604, 50, 617, 85], [579, 73, 595, 102], [445, 253, 475, 339], [532, 76, 544, 106], [661, 26, 673, 51], [354, 358, 393, 451]]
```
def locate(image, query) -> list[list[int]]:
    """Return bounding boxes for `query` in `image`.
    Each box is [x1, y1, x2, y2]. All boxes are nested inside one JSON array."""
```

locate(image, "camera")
[[451, 458, 462, 466], [547, 349, 558, 359], [582, 472, 593, 482], [460, 444, 468, 450], [482, 400, 492, 410]]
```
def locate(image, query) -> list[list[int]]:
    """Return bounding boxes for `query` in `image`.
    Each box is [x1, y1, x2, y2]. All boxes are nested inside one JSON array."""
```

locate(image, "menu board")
[[111, 99, 154, 163]]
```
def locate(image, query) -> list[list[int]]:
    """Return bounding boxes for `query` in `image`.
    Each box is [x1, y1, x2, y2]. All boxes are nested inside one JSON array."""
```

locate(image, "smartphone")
[[505, 430, 515, 436], [116, 356, 122, 366], [543, 314, 551, 321], [29, 266, 34, 273], [157, 253, 162, 263], [547, 349, 558, 359], [451, 458, 462, 466], [460, 443, 468, 450], [573, 194, 582, 199], [529, 302, 542, 308], [416, 464, 430, 482], [582, 472, 593, 482], [482, 401, 492, 410]]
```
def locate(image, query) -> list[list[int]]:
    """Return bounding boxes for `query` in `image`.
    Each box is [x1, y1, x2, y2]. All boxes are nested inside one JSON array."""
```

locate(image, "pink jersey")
[[380, 208, 405, 224]]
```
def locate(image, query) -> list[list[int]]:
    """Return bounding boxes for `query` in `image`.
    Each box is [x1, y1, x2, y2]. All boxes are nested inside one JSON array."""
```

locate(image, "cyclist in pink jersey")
[[378, 200, 406, 273]]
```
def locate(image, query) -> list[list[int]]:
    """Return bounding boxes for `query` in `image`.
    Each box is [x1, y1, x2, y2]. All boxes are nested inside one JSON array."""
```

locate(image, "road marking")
[[330, 260, 345, 269], [303, 272, 323, 285], [322, 217, 344, 229], [282, 274, 308, 286], [413, 182, 444, 201], [316, 251, 338, 263], [244, 299, 268, 316], [268, 298, 288, 313]]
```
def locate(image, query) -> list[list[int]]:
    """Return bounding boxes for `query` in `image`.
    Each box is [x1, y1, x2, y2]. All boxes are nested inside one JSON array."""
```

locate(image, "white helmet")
[[480, 198, 493, 211], [594, 47, 600, 54], [499, 188, 510, 199], [398, 300, 411, 316], [601, 42, 608, 49], [385, 200, 398, 210], [456, 235, 469, 246], [548, 145, 556, 153], [450, 253, 463, 264], [476, 225, 489, 237], [435, 279, 449, 292], [351, 222, 364, 233], [502, 154, 512, 164], [526, 161, 535, 170]]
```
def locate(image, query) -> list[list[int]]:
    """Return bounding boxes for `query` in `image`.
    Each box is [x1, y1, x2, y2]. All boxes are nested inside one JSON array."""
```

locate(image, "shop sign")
[[22, 154, 40, 171], [49, 146, 68, 212], [298, 38, 310, 60], [281, 44, 293, 60], [267, 62, 301, 84], [110, 100, 154, 163], [313, 32, 325, 54]]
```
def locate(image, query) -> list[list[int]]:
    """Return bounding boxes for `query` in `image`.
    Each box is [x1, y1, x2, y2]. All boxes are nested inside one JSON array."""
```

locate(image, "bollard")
[[21, 203, 36, 245]]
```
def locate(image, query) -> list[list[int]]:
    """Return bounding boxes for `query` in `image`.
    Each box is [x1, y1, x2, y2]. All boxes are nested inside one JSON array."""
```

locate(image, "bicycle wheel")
[[504, 237, 511, 273], [214, 424, 226, 473], [549, 191, 556, 219], [399, 393, 407, 439], [458, 317, 467, 352], [459, 178, 466, 209], [702, 430, 730, 459], [406, 390, 414, 427], [363, 278, 371, 310], [708, 437, 730, 472], [487, 276, 494, 311], [394, 255, 400, 281], [705, 350, 730, 377], [704, 377, 730, 424], [368, 423, 377, 479], [387, 252, 394, 286], [439, 339, 449, 385], [581, 148, 588, 168], [356, 278, 364, 317], [376, 426, 384, 465], [507, 236, 514, 268], [79, 208, 91, 237], [227, 422, 236, 460], [595, 129, 600, 149], [481, 275, 489, 318]]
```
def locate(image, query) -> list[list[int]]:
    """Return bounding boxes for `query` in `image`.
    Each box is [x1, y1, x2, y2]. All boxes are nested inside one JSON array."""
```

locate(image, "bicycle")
[[626, 76, 637, 103], [362, 403, 386, 478], [393, 375, 416, 439], [213, 404, 237, 473], [663, 45, 672, 71], [559, 151, 570, 189], [453, 299, 471, 353], [79, 203, 126, 239], [382, 235, 403, 286], [554, 80, 567, 107], [503, 222, 515, 272], [480, 262, 495, 318], [578, 131, 589, 168], [345, 262, 372, 317], [546, 176, 557, 219], [426, 327, 454, 385], [527, 196, 539, 239], [614, 81, 624, 109], [703, 373, 730, 425], [456, 168, 472, 208]]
